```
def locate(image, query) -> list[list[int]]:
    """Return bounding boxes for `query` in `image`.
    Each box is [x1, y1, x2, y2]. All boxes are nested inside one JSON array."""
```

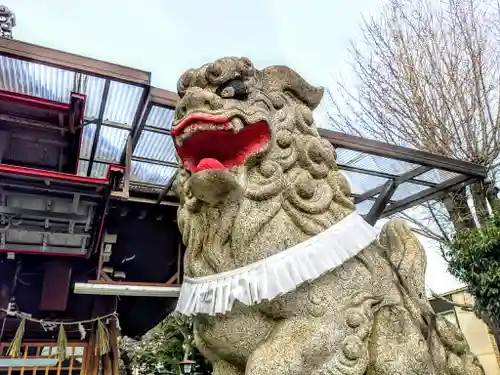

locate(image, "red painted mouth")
[[172, 114, 271, 173]]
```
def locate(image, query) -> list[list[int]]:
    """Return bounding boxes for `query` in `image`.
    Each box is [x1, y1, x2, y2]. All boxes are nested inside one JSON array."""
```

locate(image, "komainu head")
[[172, 57, 324, 173], [172, 57, 355, 276]]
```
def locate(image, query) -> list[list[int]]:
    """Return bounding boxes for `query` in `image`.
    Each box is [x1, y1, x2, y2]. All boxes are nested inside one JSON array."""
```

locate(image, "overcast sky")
[[4, 0, 464, 294]]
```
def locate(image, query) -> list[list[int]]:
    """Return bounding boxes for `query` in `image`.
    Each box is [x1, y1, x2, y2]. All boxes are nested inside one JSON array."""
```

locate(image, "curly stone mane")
[[171, 58, 486, 375], [172, 61, 355, 277]]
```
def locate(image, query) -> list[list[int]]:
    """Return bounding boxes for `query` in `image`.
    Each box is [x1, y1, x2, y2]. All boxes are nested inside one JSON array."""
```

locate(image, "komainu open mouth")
[[172, 114, 271, 173]]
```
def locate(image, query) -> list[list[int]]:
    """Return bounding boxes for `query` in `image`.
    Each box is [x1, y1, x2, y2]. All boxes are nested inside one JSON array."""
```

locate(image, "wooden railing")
[[0, 343, 86, 375]]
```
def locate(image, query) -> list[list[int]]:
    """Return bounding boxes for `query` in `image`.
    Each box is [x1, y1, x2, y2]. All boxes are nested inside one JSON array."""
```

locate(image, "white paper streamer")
[[176, 212, 378, 316]]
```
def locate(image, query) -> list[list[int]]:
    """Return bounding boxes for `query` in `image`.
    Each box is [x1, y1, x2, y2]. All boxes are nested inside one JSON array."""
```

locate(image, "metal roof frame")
[[124, 87, 179, 164], [0, 38, 488, 222], [319, 129, 486, 222]]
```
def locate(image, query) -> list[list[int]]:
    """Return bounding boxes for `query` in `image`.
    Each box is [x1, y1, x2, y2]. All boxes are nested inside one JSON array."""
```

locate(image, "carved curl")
[[261, 66, 324, 110], [177, 57, 256, 97]]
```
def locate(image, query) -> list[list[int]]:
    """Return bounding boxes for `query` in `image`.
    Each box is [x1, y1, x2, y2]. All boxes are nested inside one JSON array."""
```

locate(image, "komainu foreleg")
[[247, 293, 385, 375], [194, 324, 245, 375], [377, 219, 485, 375], [213, 360, 244, 375]]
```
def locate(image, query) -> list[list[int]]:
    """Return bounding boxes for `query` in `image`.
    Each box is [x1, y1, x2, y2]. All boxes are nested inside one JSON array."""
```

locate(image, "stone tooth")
[[231, 117, 244, 132]]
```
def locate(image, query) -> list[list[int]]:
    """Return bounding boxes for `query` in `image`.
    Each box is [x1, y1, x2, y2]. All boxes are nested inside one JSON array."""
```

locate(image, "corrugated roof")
[[415, 169, 461, 184], [79, 123, 97, 159], [81, 75, 106, 119], [146, 105, 175, 129], [355, 199, 375, 216], [391, 182, 428, 201], [0, 53, 146, 179], [0, 55, 74, 102], [129, 105, 176, 183], [94, 126, 130, 163], [342, 170, 389, 195], [131, 160, 177, 185], [336, 148, 418, 175], [103, 81, 143, 126], [133, 131, 176, 163]]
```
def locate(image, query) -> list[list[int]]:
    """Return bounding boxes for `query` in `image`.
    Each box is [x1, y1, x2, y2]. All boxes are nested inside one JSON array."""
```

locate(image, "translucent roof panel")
[[76, 160, 89, 176], [76, 160, 109, 178], [80, 123, 97, 159], [336, 148, 417, 175], [94, 126, 130, 163], [341, 170, 389, 195], [414, 169, 462, 184], [133, 131, 176, 163], [82, 75, 106, 119], [391, 182, 429, 201], [0, 55, 75, 103], [355, 200, 375, 216], [131, 160, 177, 185], [90, 162, 110, 178], [103, 81, 144, 126], [146, 105, 175, 129], [77, 80, 143, 169]]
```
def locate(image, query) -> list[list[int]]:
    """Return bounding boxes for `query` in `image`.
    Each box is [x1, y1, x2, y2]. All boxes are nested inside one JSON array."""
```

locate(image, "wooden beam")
[[0, 284, 9, 320], [103, 353, 112, 375], [0, 38, 151, 85], [149, 87, 179, 108], [100, 272, 113, 282], [110, 320, 120, 375], [86, 280, 179, 287], [74, 281, 181, 297], [85, 330, 99, 375], [123, 135, 132, 197], [166, 272, 178, 285]]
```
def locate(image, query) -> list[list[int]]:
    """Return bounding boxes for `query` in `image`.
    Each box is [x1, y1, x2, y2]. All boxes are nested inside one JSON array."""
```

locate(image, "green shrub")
[[447, 213, 500, 320]]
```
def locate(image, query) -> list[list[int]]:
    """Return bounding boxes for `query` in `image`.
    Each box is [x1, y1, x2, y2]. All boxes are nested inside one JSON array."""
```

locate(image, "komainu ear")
[[261, 65, 324, 110]]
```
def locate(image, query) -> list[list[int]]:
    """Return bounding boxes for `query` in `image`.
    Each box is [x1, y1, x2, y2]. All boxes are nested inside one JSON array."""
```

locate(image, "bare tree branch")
[[328, 0, 500, 239]]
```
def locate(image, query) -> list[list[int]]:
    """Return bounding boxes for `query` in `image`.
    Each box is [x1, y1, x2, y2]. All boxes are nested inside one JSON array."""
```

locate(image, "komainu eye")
[[220, 86, 235, 98], [216, 79, 249, 100]]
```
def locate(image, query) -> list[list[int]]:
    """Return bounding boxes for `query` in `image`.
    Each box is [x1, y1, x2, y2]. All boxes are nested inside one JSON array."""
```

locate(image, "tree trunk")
[[470, 182, 490, 225], [484, 314, 500, 351], [485, 180, 500, 211], [442, 188, 476, 231], [120, 351, 133, 375]]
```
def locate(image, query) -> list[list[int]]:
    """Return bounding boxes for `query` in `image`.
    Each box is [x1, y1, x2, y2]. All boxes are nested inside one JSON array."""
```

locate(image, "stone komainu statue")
[[0, 5, 15, 39], [171, 57, 484, 375]]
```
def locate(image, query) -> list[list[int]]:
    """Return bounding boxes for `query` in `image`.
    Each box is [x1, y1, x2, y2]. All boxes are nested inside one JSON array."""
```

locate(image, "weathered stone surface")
[[0, 5, 15, 39], [172, 57, 484, 375]]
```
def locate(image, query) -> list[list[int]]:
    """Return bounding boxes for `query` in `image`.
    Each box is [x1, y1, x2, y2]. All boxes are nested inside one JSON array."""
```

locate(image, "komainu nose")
[[175, 88, 223, 121]]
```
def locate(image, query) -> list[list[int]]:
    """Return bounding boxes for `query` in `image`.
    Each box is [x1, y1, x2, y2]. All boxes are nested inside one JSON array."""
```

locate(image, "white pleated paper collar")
[[176, 212, 378, 316]]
